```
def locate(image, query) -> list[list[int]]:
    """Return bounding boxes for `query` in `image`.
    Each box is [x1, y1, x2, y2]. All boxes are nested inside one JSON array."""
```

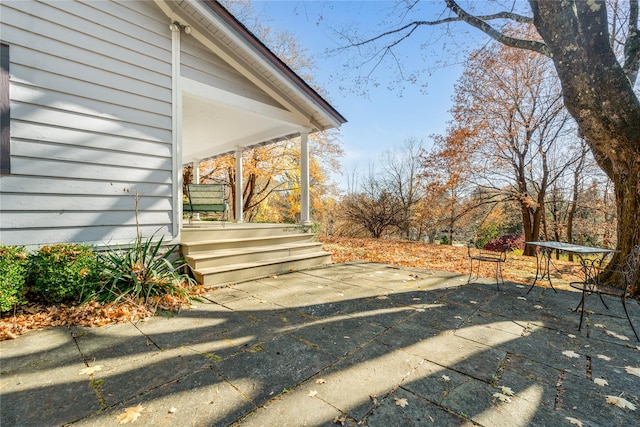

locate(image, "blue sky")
[[253, 1, 483, 191]]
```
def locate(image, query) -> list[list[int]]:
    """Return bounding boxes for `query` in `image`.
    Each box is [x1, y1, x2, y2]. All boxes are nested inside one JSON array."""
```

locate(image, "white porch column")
[[235, 146, 244, 223], [300, 131, 311, 226], [191, 161, 200, 184], [170, 22, 183, 237], [191, 160, 200, 220]]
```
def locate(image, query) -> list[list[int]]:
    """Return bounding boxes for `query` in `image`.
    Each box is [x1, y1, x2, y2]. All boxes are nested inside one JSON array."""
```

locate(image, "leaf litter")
[[394, 397, 409, 408], [117, 404, 144, 424], [605, 395, 636, 411]]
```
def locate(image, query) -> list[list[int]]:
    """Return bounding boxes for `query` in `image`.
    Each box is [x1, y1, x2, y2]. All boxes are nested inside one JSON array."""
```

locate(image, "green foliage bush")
[[92, 234, 194, 303], [0, 245, 29, 312], [29, 243, 100, 304]]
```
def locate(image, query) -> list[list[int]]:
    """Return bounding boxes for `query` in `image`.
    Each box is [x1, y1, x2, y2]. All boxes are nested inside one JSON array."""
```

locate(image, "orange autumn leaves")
[[320, 236, 583, 286]]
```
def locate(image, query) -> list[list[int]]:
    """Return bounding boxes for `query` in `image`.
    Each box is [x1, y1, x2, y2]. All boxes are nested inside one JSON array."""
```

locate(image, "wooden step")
[[181, 233, 313, 255], [194, 252, 332, 287], [181, 223, 307, 242], [184, 241, 324, 270]]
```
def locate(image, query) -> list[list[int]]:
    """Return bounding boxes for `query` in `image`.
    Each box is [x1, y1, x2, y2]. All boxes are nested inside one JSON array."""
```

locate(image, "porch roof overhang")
[[154, 0, 347, 164]]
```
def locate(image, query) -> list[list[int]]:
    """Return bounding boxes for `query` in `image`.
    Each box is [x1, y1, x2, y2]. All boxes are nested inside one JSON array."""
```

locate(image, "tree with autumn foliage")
[[419, 127, 478, 244], [338, 0, 640, 293], [451, 37, 583, 255]]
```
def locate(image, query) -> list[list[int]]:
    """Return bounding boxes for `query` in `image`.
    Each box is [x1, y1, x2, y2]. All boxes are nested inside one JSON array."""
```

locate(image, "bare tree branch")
[[445, 0, 550, 56], [343, 9, 534, 50]]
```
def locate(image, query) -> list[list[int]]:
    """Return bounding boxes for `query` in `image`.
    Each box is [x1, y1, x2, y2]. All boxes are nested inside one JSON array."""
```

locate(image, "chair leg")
[[620, 296, 640, 341], [597, 291, 609, 310], [467, 259, 474, 284], [494, 261, 501, 290], [578, 289, 587, 331]]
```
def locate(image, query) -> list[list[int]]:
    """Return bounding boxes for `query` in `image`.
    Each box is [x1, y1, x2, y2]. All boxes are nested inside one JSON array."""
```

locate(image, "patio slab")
[[1, 262, 639, 426]]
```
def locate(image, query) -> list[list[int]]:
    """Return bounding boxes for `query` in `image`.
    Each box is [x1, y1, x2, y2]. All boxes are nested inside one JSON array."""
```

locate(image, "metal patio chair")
[[570, 245, 639, 341], [467, 243, 507, 290]]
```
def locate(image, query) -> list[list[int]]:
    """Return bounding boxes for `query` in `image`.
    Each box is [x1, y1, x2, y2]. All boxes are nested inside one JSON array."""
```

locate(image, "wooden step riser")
[[196, 255, 331, 287], [185, 245, 324, 270], [181, 225, 308, 242], [181, 234, 314, 255]]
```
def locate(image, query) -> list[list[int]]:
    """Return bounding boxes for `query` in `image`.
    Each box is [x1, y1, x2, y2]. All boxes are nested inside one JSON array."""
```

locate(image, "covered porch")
[[156, 1, 346, 285]]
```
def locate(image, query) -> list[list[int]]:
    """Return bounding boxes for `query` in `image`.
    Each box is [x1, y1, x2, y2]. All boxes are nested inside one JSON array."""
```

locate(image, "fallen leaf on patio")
[[168, 407, 177, 414], [593, 378, 608, 386], [441, 375, 450, 381], [117, 404, 144, 424], [315, 378, 327, 384], [469, 300, 478, 304], [500, 386, 515, 396], [566, 417, 583, 426], [376, 295, 388, 300], [605, 330, 629, 341], [79, 365, 102, 376], [517, 297, 527, 301], [567, 334, 576, 338], [415, 308, 425, 312], [596, 354, 611, 361], [605, 396, 636, 410], [492, 392, 511, 403], [594, 323, 605, 328], [454, 316, 462, 320], [534, 305, 543, 310], [369, 395, 378, 405], [395, 397, 409, 408], [412, 297, 421, 301], [562, 350, 580, 358], [625, 366, 640, 377], [333, 415, 346, 425], [308, 390, 318, 397]]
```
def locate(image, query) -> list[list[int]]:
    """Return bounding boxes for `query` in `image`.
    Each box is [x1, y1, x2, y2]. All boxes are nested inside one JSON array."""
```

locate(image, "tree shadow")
[[1, 263, 638, 426]]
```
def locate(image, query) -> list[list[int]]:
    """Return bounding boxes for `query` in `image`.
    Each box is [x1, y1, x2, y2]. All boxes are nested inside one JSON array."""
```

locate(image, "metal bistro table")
[[525, 241, 617, 294]]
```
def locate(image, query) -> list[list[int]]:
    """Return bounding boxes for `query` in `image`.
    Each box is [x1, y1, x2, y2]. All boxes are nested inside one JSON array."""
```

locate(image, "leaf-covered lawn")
[[320, 235, 583, 287]]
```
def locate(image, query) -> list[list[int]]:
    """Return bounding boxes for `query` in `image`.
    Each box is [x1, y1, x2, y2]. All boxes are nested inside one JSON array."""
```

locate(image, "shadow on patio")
[[1, 263, 638, 426]]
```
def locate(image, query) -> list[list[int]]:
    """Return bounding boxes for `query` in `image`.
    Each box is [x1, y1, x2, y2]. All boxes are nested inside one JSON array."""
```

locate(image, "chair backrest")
[[621, 245, 640, 294], [467, 243, 507, 261], [186, 183, 227, 204]]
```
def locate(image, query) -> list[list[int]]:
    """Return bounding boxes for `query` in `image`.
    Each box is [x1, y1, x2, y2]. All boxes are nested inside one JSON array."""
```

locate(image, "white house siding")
[[180, 33, 281, 109], [0, 0, 174, 247]]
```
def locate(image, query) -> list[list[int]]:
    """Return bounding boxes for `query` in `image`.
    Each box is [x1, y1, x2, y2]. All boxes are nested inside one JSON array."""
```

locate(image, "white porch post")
[[300, 131, 311, 226], [191, 161, 200, 183], [235, 146, 244, 223], [170, 22, 183, 238], [191, 160, 200, 220]]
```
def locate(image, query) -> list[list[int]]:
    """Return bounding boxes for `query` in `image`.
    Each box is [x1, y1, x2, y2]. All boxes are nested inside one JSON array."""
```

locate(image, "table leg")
[[528, 248, 557, 293]]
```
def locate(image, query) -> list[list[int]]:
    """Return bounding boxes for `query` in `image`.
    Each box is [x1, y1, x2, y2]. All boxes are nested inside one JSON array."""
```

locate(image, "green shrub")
[[29, 243, 100, 304], [93, 234, 194, 303], [0, 245, 29, 312]]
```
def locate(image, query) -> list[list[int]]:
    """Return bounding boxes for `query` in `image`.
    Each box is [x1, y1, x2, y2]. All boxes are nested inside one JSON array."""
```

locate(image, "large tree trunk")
[[530, 0, 640, 295]]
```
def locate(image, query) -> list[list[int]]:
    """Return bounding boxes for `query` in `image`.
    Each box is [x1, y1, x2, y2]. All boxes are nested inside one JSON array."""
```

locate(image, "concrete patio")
[[1, 262, 639, 426]]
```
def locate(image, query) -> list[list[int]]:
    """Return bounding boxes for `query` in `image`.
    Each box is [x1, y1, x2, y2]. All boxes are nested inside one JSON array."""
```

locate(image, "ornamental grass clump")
[[94, 234, 194, 303], [0, 245, 29, 312], [29, 243, 100, 304]]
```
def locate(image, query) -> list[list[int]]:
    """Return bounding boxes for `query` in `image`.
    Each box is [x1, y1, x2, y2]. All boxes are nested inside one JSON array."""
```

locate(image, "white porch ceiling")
[[181, 80, 307, 164]]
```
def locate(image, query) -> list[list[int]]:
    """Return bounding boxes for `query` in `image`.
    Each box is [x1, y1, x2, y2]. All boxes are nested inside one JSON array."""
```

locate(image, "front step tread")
[[181, 233, 312, 248], [195, 251, 331, 275], [186, 241, 322, 261]]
